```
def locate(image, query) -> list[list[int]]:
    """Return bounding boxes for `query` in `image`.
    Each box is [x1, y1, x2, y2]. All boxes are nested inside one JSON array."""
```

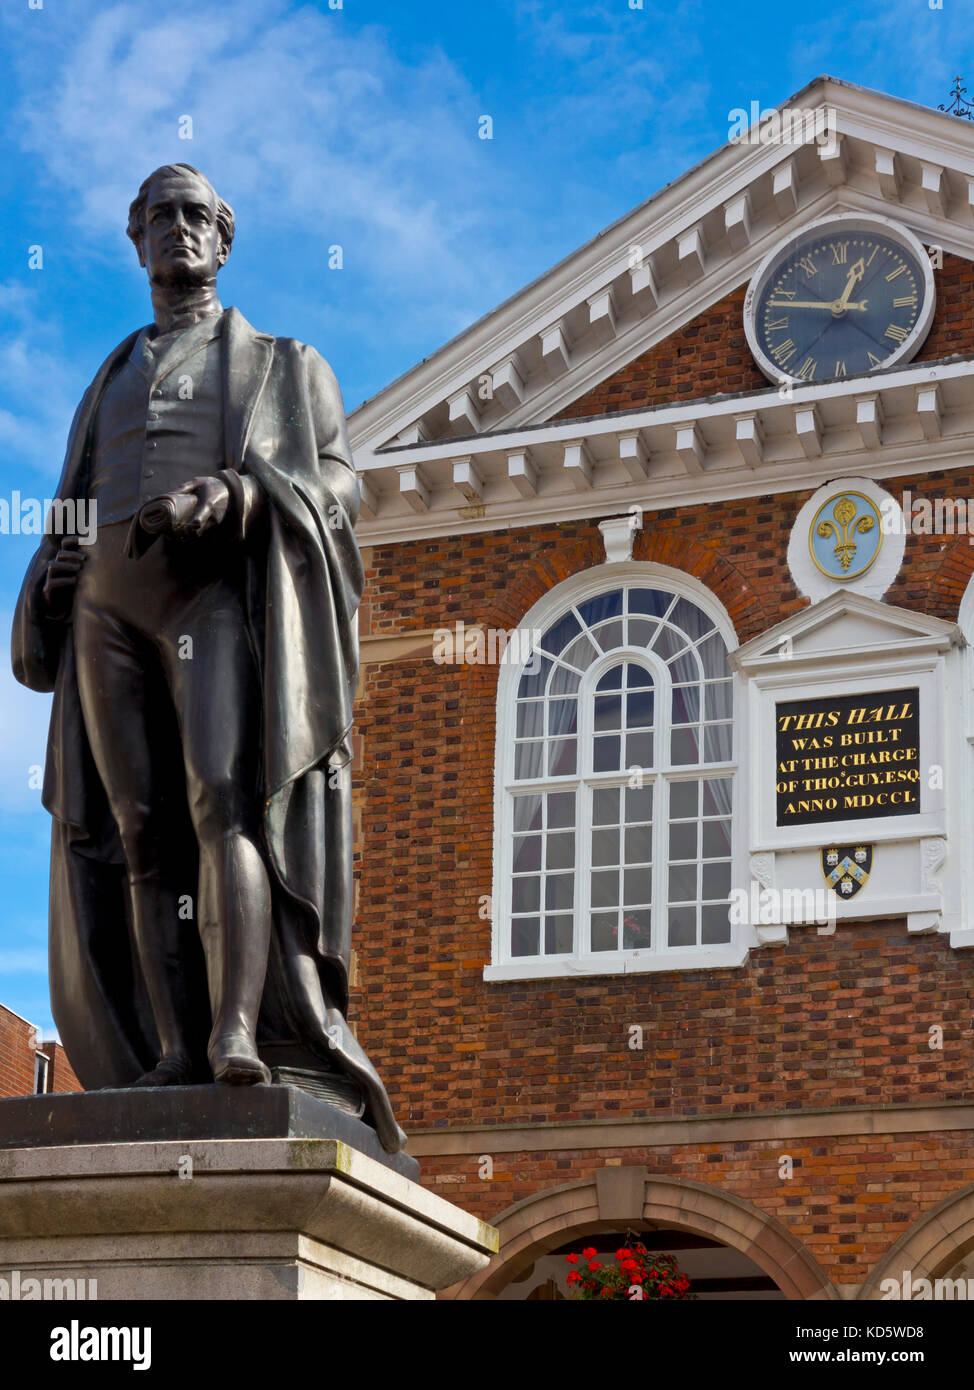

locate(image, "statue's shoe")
[[209, 1036, 271, 1086], [124, 1054, 193, 1088]]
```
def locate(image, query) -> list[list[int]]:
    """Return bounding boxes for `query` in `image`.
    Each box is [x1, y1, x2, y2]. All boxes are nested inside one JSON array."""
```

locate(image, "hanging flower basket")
[[564, 1241, 693, 1300]]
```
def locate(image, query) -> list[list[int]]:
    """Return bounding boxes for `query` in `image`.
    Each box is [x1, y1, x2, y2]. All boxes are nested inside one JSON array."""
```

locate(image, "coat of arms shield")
[[821, 845, 872, 899]]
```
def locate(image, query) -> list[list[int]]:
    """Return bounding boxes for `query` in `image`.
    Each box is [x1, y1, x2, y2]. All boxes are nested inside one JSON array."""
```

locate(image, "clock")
[[743, 214, 936, 385]]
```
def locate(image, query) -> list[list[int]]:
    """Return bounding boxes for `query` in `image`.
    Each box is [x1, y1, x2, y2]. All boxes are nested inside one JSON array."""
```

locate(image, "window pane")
[[702, 819, 732, 858], [547, 792, 575, 829], [623, 908, 652, 950], [705, 680, 733, 720], [653, 625, 687, 661], [516, 702, 545, 738], [594, 694, 623, 731], [539, 611, 581, 657], [670, 726, 700, 765], [545, 874, 574, 911], [548, 739, 577, 776], [668, 862, 697, 902], [561, 634, 599, 671], [628, 588, 674, 619], [626, 618, 659, 649], [702, 862, 731, 901], [626, 732, 654, 769], [593, 735, 622, 772], [702, 778, 733, 818], [668, 906, 697, 947], [544, 915, 574, 955], [593, 787, 620, 825], [592, 827, 620, 866], [592, 619, 624, 652], [518, 656, 552, 698], [698, 632, 729, 679], [511, 918, 540, 956], [668, 649, 701, 684], [624, 824, 652, 863], [591, 912, 618, 952], [623, 868, 653, 904], [514, 741, 544, 779], [549, 663, 582, 697], [702, 904, 731, 945], [626, 784, 654, 822], [548, 698, 578, 736], [546, 832, 576, 870], [669, 822, 697, 860], [591, 871, 620, 908], [669, 598, 716, 645], [704, 723, 733, 763], [512, 877, 540, 913], [512, 835, 542, 873], [670, 780, 699, 819], [671, 685, 700, 724], [513, 795, 543, 832], [626, 689, 655, 727], [596, 665, 624, 691], [578, 591, 623, 626]]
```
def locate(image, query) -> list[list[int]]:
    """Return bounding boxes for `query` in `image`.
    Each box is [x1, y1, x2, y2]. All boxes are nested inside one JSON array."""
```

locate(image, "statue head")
[[127, 164, 234, 289]]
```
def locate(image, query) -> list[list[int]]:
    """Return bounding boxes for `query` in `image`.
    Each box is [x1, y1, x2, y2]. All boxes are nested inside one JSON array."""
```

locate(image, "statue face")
[[140, 172, 228, 287]]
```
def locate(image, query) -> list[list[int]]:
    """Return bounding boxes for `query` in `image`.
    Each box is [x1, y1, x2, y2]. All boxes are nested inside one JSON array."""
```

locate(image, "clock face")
[[745, 217, 934, 384]]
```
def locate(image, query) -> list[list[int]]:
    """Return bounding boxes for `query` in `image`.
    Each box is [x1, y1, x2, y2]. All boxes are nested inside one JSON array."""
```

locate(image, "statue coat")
[[11, 307, 407, 1153]]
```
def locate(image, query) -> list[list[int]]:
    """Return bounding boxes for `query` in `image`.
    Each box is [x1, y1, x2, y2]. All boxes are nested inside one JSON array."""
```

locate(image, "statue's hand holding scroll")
[[138, 476, 230, 541]]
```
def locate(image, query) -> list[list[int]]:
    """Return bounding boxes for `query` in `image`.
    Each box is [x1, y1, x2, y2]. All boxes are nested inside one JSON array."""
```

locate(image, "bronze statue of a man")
[[12, 164, 405, 1153]]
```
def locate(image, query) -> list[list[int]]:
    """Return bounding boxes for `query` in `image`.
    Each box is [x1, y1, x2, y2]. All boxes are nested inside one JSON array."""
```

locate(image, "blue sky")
[[0, 0, 969, 1032]]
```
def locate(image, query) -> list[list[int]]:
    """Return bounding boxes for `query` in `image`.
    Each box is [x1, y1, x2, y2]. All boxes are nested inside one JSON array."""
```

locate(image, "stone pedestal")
[[0, 1091, 497, 1300]]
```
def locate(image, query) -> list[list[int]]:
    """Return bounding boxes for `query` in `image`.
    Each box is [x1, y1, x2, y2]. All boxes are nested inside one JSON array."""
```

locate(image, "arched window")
[[491, 571, 740, 976]]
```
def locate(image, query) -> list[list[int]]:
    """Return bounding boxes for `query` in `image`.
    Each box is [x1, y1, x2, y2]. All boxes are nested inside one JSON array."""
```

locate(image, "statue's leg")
[[73, 597, 195, 1086], [164, 591, 271, 1086]]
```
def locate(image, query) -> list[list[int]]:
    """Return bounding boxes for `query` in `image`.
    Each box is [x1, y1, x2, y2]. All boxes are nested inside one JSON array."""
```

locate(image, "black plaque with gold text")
[[775, 688, 920, 826]]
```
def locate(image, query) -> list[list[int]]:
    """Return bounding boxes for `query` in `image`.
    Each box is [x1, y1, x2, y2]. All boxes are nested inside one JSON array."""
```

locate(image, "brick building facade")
[[0, 1002, 81, 1099], [344, 78, 974, 1298]]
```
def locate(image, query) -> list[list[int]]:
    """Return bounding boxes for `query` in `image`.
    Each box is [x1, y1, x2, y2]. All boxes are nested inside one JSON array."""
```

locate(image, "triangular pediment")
[[350, 77, 974, 468], [730, 592, 962, 675]]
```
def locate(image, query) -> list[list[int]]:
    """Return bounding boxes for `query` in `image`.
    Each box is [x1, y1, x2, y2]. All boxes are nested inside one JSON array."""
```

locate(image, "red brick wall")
[[0, 1004, 36, 1098], [352, 461, 974, 1289], [0, 1005, 83, 1097], [554, 252, 974, 422], [420, 1128, 974, 1286], [48, 1041, 82, 1094]]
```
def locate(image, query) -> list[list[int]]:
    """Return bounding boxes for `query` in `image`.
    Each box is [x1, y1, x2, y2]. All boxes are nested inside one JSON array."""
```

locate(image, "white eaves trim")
[[348, 77, 974, 459], [354, 355, 974, 546]]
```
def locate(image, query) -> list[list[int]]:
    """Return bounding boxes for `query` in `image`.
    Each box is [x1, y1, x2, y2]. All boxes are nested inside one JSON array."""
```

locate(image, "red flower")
[[566, 1271, 581, 1285], [616, 1248, 632, 1259], [588, 1261, 603, 1272], [565, 1253, 579, 1265], [581, 1247, 597, 1259]]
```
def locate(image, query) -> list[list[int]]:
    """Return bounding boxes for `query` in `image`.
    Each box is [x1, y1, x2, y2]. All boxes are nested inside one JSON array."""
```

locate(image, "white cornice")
[[349, 77, 974, 463], [355, 355, 974, 545]]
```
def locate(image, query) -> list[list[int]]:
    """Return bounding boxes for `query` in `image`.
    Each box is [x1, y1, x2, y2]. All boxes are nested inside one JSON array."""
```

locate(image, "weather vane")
[[940, 75, 974, 119]]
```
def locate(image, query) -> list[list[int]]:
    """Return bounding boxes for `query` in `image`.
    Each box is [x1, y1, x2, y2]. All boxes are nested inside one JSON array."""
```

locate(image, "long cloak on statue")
[[11, 307, 406, 1153]]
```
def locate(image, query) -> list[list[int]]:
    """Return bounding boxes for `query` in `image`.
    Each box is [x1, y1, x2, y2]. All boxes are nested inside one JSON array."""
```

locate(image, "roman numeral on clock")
[[770, 339, 796, 364], [885, 263, 908, 282], [885, 323, 909, 343], [893, 294, 917, 308], [830, 242, 848, 264], [765, 317, 789, 332], [794, 357, 817, 381]]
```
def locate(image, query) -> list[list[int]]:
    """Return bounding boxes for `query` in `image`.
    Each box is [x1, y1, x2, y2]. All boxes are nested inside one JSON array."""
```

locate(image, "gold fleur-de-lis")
[[816, 496, 874, 571]]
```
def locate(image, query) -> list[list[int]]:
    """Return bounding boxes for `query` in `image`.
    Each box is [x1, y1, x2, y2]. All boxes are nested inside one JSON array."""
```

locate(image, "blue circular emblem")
[[808, 492, 882, 580]]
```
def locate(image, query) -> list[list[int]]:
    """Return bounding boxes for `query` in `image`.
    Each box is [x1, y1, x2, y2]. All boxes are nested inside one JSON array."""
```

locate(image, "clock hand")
[[768, 298, 869, 310], [836, 258, 866, 312]]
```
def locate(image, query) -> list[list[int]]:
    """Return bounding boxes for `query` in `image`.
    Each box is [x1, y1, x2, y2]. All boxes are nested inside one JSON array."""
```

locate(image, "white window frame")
[[485, 561, 749, 982]]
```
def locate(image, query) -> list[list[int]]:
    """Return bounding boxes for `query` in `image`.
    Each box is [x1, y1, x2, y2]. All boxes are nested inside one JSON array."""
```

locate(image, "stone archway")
[[443, 1167, 837, 1300], [859, 1184, 974, 1300]]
